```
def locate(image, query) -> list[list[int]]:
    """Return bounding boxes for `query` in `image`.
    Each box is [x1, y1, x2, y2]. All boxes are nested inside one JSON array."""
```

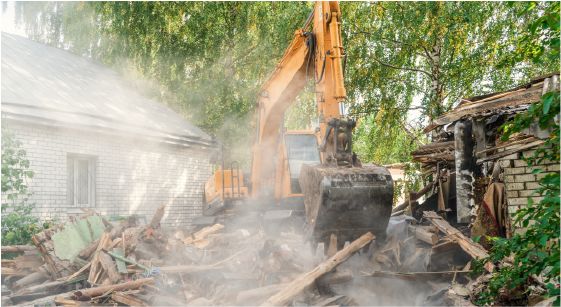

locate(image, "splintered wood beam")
[[260, 232, 375, 307], [74, 278, 155, 297], [77, 239, 100, 260], [182, 224, 224, 245], [424, 211, 494, 273], [149, 205, 166, 229], [408, 225, 438, 245], [98, 252, 120, 285], [1, 245, 37, 254], [111, 292, 150, 306], [87, 231, 112, 284]]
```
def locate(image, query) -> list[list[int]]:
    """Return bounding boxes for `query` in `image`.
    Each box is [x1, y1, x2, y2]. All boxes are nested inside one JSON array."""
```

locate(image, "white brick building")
[[1, 33, 214, 227]]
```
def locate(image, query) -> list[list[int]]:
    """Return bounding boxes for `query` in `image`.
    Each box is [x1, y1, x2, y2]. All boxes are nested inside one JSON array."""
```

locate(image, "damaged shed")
[[410, 71, 559, 238]]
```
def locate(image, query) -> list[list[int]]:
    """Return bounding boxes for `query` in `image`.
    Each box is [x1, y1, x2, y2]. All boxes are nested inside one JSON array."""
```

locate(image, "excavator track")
[[299, 163, 394, 251]]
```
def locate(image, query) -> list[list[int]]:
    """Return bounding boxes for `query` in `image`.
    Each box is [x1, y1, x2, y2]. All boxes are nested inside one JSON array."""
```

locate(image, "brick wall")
[[1, 122, 213, 228], [500, 148, 559, 232]]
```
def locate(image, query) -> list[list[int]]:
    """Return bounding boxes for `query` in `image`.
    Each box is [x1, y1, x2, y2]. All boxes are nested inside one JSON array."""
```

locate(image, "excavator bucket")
[[299, 163, 394, 251]]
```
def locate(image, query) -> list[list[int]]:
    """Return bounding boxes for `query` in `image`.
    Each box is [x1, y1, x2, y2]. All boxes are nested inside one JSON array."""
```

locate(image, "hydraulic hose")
[[303, 31, 321, 94], [315, 50, 328, 84]]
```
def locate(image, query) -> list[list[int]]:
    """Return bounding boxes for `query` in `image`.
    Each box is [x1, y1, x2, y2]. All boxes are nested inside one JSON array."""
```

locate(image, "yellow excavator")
[[199, 1, 394, 249]]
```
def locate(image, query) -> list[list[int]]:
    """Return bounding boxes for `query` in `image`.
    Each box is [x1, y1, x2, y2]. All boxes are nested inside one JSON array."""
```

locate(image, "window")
[[67, 156, 95, 207], [284, 134, 321, 194]]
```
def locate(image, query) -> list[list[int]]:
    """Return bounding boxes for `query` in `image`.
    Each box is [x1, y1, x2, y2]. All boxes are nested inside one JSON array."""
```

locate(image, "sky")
[[2, 1, 26, 37]]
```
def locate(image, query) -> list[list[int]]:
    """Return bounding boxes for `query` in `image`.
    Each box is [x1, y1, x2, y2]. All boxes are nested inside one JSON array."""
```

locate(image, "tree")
[[339, 1, 558, 163], [13, 1, 316, 167], [472, 2, 560, 305]]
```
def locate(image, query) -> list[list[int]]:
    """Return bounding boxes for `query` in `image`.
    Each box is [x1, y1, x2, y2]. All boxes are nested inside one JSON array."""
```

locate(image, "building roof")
[[1, 32, 212, 147], [429, 72, 559, 128]]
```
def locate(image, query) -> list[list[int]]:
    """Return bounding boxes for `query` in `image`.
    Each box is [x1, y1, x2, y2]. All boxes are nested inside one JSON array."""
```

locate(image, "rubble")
[[2, 201, 556, 306]]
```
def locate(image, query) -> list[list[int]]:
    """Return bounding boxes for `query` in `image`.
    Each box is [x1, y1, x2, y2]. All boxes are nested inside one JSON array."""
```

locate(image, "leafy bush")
[[1, 123, 56, 251]]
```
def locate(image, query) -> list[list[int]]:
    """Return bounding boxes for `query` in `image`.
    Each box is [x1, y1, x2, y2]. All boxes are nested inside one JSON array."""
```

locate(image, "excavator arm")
[[202, 2, 393, 249], [251, 1, 350, 200]]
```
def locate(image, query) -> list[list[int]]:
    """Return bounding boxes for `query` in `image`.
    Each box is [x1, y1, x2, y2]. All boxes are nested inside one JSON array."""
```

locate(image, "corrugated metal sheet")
[[1, 32, 212, 146]]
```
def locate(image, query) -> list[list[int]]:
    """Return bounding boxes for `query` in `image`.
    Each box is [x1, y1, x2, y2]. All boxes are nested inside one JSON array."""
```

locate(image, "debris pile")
[[1, 201, 556, 306]]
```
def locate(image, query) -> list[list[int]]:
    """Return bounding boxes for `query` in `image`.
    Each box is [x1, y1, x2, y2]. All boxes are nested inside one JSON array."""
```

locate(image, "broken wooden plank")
[[111, 292, 149, 306], [412, 152, 455, 162], [149, 204, 166, 229], [182, 224, 224, 245], [66, 262, 91, 282], [77, 238, 100, 261], [434, 87, 543, 125], [1, 245, 37, 254], [408, 225, 438, 245], [12, 271, 46, 289], [98, 251, 120, 285], [74, 278, 155, 297], [87, 230, 112, 284], [260, 232, 376, 307], [476, 140, 545, 164], [410, 141, 455, 156], [424, 211, 494, 272], [432, 240, 459, 252], [2, 268, 33, 277], [14, 277, 84, 295], [316, 268, 354, 286]]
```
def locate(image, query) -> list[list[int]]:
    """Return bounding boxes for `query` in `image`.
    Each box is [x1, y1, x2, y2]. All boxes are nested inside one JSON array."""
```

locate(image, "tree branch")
[[381, 77, 429, 95], [369, 55, 434, 78], [399, 120, 425, 146]]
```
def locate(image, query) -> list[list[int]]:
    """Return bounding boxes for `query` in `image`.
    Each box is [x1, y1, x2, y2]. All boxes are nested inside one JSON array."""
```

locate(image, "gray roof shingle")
[[1, 32, 212, 147]]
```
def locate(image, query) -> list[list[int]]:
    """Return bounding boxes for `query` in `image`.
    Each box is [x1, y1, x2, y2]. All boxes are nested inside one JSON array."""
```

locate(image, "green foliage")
[[498, 2, 560, 69], [1, 124, 56, 253], [353, 112, 423, 164], [472, 3, 560, 304]]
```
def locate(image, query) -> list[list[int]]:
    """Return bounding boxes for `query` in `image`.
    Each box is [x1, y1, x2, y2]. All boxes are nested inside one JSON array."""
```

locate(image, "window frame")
[[67, 155, 96, 208]]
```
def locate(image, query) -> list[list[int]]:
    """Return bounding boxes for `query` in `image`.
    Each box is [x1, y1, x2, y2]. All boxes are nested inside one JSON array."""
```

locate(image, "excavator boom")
[[202, 1, 393, 248]]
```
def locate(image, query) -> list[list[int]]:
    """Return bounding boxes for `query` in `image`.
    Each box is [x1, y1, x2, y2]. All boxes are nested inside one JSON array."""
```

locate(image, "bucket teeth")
[[299, 163, 394, 248]]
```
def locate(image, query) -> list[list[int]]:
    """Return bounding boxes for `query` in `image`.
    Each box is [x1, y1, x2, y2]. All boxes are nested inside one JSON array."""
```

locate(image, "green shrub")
[[1, 123, 57, 255]]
